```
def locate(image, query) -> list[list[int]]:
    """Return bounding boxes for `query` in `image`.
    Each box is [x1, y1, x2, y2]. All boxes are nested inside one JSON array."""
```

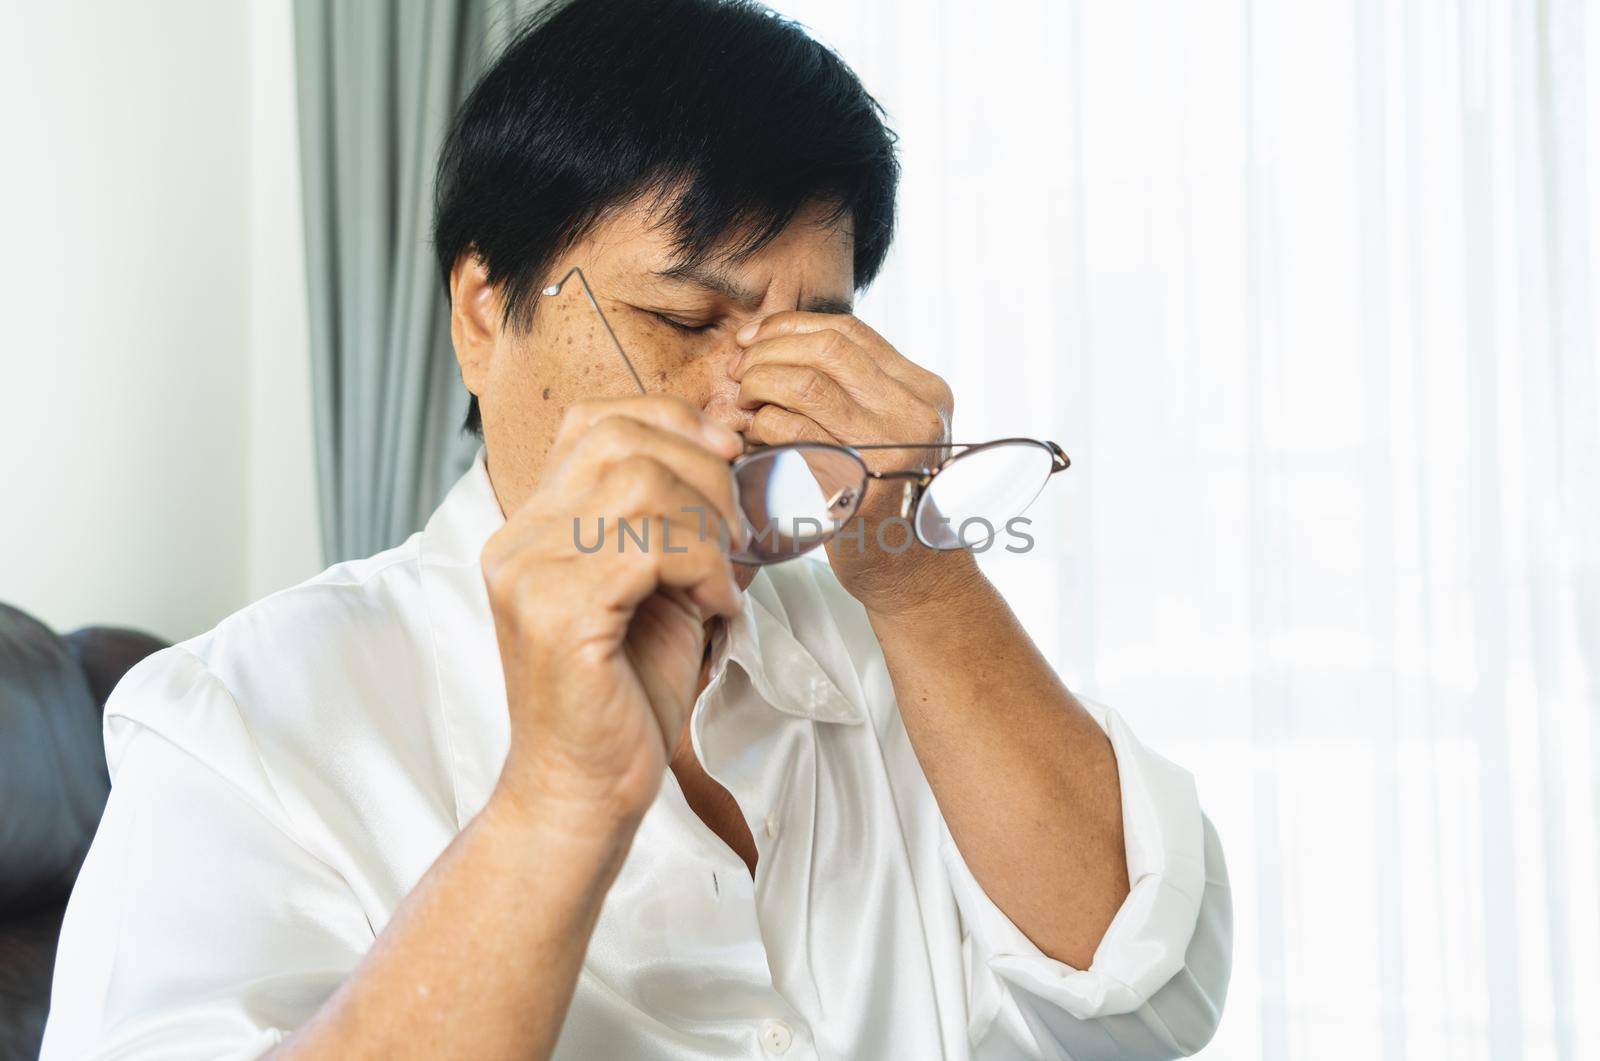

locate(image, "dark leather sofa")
[[0, 602, 167, 1060]]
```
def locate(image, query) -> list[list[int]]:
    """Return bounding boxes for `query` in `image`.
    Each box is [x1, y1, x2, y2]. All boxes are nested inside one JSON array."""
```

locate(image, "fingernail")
[[737, 321, 760, 344]]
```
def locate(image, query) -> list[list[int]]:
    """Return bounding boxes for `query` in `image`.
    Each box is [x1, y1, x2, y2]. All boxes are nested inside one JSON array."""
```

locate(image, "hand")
[[480, 395, 746, 836], [731, 312, 973, 612]]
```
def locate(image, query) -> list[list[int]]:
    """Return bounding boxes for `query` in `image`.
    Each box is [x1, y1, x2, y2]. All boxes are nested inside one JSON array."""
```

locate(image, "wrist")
[[852, 546, 986, 621], [483, 770, 644, 868]]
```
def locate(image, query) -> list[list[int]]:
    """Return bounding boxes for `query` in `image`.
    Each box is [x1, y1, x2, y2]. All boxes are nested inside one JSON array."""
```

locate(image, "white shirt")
[[43, 449, 1231, 1060]]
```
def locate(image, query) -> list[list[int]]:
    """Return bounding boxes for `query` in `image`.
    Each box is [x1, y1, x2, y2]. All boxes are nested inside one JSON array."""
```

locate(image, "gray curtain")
[[292, 0, 545, 564]]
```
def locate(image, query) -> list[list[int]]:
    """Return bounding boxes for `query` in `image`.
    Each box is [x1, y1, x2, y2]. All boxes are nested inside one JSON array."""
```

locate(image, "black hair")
[[433, 0, 900, 435]]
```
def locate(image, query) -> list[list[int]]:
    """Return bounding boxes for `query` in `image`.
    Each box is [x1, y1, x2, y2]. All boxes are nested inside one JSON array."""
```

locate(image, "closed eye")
[[650, 310, 717, 334]]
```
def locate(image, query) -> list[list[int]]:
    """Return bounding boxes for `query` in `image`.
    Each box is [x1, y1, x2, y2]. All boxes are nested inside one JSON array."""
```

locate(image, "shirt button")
[[764, 810, 780, 839], [759, 1020, 793, 1054]]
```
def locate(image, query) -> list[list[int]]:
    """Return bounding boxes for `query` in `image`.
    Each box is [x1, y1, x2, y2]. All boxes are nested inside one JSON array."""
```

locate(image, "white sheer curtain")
[[773, 1, 1600, 1057]]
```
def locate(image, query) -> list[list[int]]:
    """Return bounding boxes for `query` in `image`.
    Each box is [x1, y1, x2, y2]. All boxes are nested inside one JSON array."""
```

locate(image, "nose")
[[701, 343, 752, 437]]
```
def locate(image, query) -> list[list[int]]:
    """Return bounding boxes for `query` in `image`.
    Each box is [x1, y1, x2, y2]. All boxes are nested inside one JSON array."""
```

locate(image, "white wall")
[[244, 0, 321, 607], [0, 0, 321, 645]]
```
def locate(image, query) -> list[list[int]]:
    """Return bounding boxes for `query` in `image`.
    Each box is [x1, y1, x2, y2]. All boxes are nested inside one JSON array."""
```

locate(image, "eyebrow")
[[654, 261, 854, 315]]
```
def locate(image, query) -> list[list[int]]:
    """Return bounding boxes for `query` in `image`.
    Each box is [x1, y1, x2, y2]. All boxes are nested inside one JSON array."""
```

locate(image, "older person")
[[43, 1, 1230, 1057]]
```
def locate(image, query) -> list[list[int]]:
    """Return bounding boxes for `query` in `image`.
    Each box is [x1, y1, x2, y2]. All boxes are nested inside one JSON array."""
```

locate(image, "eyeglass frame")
[[540, 266, 1073, 560]]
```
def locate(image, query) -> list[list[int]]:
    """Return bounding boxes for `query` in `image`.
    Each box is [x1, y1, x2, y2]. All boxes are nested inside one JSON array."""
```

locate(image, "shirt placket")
[[682, 658, 824, 1059]]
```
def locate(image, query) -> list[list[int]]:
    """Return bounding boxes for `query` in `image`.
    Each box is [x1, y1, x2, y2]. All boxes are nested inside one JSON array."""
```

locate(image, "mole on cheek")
[[655, 370, 668, 384], [542, 387, 551, 400]]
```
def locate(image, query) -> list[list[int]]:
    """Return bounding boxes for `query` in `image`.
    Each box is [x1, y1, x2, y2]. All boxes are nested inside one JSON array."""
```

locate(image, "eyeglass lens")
[[730, 440, 1057, 563]]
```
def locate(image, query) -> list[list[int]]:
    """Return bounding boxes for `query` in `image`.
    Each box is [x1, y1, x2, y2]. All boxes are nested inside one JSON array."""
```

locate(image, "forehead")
[[584, 196, 855, 296]]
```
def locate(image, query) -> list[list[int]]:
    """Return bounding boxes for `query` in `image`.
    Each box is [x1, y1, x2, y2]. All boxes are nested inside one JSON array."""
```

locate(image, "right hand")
[[480, 396, 746, 837]]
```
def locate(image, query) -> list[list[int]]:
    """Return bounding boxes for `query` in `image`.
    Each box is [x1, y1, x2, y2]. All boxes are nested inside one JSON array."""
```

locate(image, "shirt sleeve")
[[39, 647, 373, 1061], [945, 699, 1232, 1061]]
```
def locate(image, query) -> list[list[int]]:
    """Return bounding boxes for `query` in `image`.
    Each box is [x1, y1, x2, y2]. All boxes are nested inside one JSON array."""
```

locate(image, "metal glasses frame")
[[542, 267, 1073, 560]]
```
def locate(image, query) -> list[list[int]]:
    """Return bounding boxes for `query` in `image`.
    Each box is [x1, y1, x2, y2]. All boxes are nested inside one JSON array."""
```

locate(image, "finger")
[[736, 311, 928, 390], [587, 514, 743, 618], [504, 505, 740, 631], [736, 310, 878, 347], [551, 394, 743, 464], [731, 329, 880, 393], [574, 447, 743, 551], [736, 364, 865, 437], [745, 404, 840, 449], [625, 585, 705, 746]]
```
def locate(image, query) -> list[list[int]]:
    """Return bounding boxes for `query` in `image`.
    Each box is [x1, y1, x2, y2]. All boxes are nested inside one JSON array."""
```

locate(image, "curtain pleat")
[[292, 0, 544, 564], [770, 0, 1600, 1055]]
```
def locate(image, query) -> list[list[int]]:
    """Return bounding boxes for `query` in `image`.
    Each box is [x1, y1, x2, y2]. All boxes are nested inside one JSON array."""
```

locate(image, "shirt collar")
[[422, 447, 864, 726]]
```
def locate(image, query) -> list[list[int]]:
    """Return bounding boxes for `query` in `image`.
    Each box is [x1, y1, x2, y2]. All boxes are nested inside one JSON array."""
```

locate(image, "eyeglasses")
[[542, 267, 1072, 565]]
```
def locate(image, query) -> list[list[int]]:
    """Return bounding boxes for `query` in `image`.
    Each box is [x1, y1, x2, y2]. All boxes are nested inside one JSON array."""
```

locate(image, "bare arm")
[[864, 550, 1128, 970], [271, 794, 632, 1059], [730, 311, 1129, 969], [273, 395, 747, 1059]]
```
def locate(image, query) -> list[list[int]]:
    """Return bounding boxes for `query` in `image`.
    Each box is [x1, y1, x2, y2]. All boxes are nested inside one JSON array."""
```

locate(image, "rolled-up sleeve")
[[944, 702, 1232, 1060], [40, 648, 372, 1061]]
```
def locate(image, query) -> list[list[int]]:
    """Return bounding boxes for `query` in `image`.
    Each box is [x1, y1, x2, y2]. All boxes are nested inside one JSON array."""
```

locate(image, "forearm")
[[865, 552, 1129, 969], [272, 790, 635, 1060]]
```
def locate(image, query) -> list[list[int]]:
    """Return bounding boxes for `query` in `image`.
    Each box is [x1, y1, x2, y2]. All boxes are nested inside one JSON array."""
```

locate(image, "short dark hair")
[[433, 0, 900, 435]]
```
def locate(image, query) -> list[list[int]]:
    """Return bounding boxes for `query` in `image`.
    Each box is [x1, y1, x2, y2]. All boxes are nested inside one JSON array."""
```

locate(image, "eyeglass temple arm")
[[543, 266, 648, 396], [849, 440, 1074, 473]]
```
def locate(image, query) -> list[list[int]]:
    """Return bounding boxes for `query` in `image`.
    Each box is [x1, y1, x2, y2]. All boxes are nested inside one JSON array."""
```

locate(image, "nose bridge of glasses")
[[858, 467, 931, 519]]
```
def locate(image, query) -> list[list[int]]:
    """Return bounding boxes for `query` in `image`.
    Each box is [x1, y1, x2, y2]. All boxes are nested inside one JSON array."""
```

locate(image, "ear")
[[448, 250, 500, 398]]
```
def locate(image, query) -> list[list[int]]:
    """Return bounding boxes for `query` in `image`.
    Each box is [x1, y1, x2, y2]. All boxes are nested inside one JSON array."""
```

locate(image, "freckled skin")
[[457, 198, 854, 523]]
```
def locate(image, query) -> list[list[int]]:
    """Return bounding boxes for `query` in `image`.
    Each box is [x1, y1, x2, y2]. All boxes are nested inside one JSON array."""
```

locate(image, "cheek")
[[490, 311, 608, 406], [672, 347, 752, 432], [479, 320, 595, 462]]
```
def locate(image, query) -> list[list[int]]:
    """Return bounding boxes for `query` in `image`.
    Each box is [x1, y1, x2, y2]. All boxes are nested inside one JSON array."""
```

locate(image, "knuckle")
[[481, 528, 529, 585], [751, 403, 787, 436], [795, 367, 832, 405], [611, 454, 672, 498], [587, 414, 641, 450], [479, 532, 507, 572], [481, 557, 511, 602], [683, 534, 731, 570], [562, 398, 601, 428], [484, 555, 538, 617]]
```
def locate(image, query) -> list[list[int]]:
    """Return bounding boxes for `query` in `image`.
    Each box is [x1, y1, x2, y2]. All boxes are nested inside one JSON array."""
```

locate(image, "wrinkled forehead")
[[596, 192, 855, 303]]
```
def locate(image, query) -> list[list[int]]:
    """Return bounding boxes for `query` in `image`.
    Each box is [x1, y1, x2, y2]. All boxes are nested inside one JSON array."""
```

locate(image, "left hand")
[[732, 312, 975, 612]]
